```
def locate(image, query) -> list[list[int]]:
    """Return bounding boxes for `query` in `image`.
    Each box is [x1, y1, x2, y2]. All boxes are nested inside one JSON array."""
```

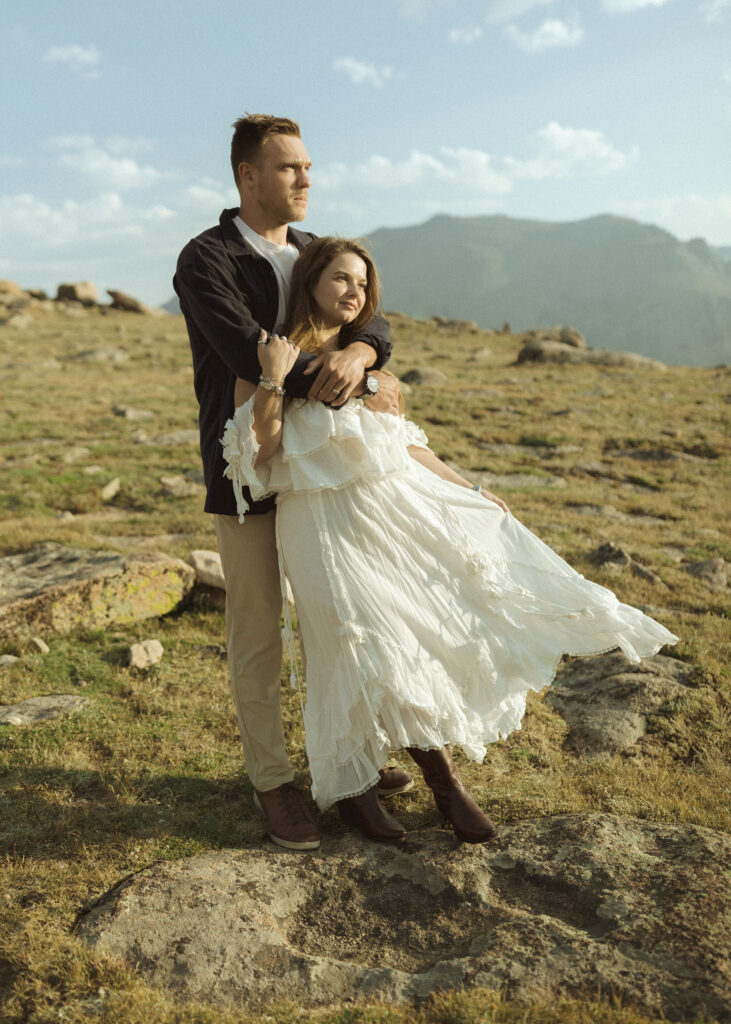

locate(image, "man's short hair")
[[230, 114, 301, 186]]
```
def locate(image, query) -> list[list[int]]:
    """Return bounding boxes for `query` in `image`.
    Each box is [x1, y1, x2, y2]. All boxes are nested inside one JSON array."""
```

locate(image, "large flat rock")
[[547, 651, 694, 759], [75, 813, 729, 1021], [0, 543, 195, 639]]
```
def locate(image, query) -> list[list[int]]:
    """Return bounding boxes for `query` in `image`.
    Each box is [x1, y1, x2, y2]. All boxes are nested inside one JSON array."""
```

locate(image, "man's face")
[[242, 134, 312, 228]]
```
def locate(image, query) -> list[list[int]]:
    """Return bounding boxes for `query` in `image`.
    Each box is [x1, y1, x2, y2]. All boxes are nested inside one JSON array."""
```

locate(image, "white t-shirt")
[[234, 216, 300, 334]]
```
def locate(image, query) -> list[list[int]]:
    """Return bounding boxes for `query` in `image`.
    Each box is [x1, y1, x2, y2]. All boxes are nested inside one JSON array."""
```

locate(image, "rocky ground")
[[0, 294, 728, 1024]]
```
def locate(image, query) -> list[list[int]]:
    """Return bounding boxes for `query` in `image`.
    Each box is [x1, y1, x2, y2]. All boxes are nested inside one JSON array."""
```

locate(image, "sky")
[[1, 0, 729, 306]]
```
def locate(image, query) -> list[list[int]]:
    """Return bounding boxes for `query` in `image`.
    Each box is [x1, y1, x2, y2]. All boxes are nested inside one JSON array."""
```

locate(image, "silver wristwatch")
[[364, 373, 380, 396]]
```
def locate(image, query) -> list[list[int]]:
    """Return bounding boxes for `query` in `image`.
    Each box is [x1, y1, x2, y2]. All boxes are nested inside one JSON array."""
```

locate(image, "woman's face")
[[311, 252, 368, 328]]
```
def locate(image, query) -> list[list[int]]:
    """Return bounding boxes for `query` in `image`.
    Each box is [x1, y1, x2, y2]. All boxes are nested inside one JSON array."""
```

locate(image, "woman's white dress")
[[222, 398, 677, 811]]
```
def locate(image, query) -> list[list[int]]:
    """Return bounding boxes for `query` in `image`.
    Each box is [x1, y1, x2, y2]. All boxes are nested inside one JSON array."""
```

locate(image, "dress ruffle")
[[221, 397, 429, 521]]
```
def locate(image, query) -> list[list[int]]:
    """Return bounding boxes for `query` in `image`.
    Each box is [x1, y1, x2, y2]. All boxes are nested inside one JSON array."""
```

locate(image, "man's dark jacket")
[[174, 208, 392, 516]]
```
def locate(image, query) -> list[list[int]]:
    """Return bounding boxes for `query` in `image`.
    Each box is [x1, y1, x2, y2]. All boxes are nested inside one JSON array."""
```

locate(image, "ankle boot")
[[407, 746, 497, 843], [337, 784, 407, 842]]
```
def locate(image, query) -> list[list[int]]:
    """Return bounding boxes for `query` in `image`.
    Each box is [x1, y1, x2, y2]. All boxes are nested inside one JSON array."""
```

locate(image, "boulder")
[[74, 814, 730, 1021], [591, 542, 665, 587], [56, 282, 98, 306], [518, 339, 666, 370], [0, 694, 88, 726], [188, 550, 225, 590], [400, 367, 449, 387], [106, 289, 151, 314], [2, 312, 33, 329], [127, 639, 164, 670], [100, 477, 121, 502], [546, 651, 691, 758], [0, 543, 195, 641], [159, 475, 203, 498], [525, 326, 586, 349], [685, 556, 728, 591], [0, 279, 27, 303]]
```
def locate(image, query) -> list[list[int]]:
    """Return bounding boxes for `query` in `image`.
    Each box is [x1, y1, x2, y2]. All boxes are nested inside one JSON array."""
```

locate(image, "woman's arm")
[[236, 332, 300, 467], [407, 445, 509, 513]]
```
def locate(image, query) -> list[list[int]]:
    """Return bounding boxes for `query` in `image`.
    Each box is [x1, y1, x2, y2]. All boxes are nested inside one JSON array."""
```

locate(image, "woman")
[[222, 238, 677, 844]]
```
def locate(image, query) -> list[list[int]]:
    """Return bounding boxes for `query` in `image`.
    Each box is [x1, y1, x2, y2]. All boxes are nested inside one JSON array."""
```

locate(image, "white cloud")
[[51, 136, 161, 190], [506, 17, 584, 51], [484, 0, 555, 25], [602, 0, 669, 10], [42, 43, 101, 78], [333, 57, 393, 88], [507, 122, 635, 178], [319, 148, 512, 194], [449, 26, 484, 45], [700, 0, 730, 23]]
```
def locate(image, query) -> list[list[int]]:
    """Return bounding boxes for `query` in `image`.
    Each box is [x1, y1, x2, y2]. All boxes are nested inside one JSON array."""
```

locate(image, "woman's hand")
[[478, 488, 509, 514], [256, 329, 300, 383]]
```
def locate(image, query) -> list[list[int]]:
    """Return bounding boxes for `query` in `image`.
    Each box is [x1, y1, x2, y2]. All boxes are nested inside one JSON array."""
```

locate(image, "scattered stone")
[[470, 347, 492, 363], [0, 655, 20, 668], [159, 475, 203, 498], [188, 550, 225, 590], [3, 312, 33, 329], [84, 466, 102, 475], [518, 339, 666, 370], [100, 478, 121, 503], [63, 446, 92, 464], [75, 814, 730, 1021], [591, 542, 631, 567], [0, 543, 195, 640], [142, 430, 200, 447], [546, 651, 693, 759], [106, 289, 151, 314], [400, 367, 449, 387], [0, 280, 27, 303], [573, 460, 615, 478], [0, 694, 88, 726], [630, 561, 664, 586], [192, 585, 227, 612], [524, 326, 586, 349], [685, 557, 728, 591], [55, 511, 76, 522], [127, 639, 164, 670], [56, 282, 98, 306], [69, 347, 128, 364], [112, 405, 154, 421], [26, 288, 48, 300], [29, 636, 50, 655]]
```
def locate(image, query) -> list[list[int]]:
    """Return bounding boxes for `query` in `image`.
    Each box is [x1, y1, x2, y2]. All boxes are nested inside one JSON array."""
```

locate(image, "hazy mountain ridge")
[[363, 214, 731, 367]]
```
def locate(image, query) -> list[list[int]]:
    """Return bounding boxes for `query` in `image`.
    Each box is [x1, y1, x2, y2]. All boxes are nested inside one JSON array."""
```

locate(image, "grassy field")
[[0, 308, 728, 1024]]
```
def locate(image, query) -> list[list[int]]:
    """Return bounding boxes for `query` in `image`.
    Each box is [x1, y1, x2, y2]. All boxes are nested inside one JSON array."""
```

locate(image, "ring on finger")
[[332, 386, 342, 395]]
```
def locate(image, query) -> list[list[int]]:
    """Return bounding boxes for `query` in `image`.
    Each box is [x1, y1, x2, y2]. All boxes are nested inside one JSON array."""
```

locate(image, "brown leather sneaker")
[[407, 746, 497, 843], [338, 784, 407, 842], [253, 782, 321, 850], [376, 765, 415, 797]]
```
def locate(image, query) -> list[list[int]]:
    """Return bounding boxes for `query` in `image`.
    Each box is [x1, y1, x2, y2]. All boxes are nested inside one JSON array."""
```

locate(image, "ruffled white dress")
[[222, 398, 677, 810]]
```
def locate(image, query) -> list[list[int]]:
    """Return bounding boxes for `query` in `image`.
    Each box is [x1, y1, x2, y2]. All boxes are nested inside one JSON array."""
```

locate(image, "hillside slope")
[[364, 214, 731, 366]]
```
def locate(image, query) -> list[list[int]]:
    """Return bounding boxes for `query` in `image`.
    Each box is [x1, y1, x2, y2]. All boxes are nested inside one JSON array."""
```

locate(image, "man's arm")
[[175, 250, 319, 400]]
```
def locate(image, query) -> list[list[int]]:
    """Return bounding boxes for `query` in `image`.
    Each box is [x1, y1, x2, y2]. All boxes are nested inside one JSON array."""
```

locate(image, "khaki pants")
[[214, 511, 294, 792]]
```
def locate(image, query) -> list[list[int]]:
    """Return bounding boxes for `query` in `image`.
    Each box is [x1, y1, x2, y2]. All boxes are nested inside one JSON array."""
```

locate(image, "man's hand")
[[363, 371, 401, 416], [303, 342, 373, 405]]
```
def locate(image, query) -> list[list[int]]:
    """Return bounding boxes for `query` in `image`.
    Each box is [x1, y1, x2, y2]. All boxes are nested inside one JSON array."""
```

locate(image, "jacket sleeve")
[[345, 313, 392, 370]]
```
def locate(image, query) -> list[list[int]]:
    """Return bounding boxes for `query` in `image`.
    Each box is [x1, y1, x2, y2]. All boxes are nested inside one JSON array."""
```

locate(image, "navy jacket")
[[174, 208, 392, 516]]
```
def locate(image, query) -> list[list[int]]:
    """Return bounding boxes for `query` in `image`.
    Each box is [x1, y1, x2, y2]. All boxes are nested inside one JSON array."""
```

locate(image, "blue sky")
[[2, 0, 729, 305]]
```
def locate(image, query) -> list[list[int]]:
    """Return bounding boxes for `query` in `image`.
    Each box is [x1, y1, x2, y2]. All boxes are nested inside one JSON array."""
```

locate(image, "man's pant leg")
[[214, 511, 293, 791]]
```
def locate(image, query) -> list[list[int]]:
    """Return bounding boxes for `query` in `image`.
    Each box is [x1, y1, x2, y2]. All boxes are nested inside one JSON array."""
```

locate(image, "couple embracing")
[[175, 114, 676, 852]]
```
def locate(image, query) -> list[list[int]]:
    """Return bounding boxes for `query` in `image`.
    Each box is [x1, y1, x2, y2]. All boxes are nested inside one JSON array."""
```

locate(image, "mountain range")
[[164, 214, 731, 367]]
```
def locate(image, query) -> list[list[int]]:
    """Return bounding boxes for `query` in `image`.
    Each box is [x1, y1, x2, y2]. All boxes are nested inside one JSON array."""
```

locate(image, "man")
[[174, 115, 411, 851]]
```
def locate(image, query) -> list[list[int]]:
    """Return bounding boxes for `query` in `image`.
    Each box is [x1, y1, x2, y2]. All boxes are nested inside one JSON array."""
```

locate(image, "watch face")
[[366, 375, 379, 394]]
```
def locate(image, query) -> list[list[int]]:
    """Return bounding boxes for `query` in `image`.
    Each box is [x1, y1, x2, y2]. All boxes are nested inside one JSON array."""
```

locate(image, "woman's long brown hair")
[[286, 237, 381, 353]]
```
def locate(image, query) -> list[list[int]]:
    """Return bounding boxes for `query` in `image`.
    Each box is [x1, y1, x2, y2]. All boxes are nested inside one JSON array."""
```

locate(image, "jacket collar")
[[218, 207, 312, 256]]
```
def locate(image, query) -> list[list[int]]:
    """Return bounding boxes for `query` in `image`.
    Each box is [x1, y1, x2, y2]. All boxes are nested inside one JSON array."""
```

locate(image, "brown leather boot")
[[407, 746, 497, 843], [338, 784, 407, 841]]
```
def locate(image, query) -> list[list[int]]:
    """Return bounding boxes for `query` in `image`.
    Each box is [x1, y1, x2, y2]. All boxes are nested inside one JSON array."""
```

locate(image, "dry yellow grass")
[[0, 309, 728, 1024]]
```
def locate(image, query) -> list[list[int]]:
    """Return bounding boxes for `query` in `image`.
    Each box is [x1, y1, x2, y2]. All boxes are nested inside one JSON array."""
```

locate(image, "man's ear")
[[238, 161, 257, 189]]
